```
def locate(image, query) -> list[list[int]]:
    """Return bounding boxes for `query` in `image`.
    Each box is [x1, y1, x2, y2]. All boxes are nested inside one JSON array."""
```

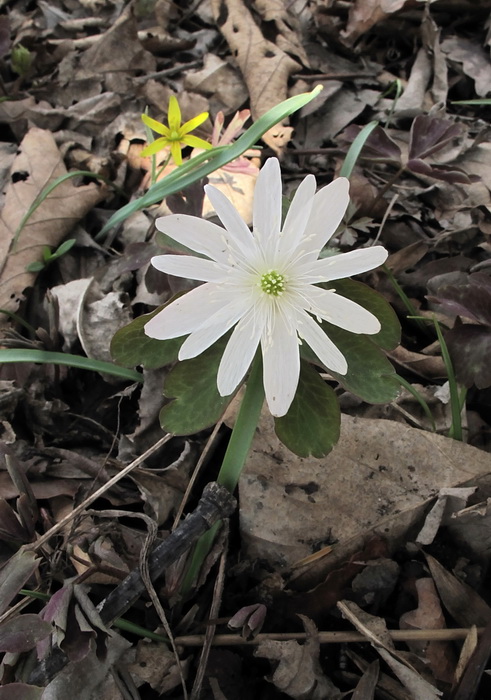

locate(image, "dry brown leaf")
[[425, 553, 491, 628], [342, 0, 409, 45], [184, 54, 248, 113], [454, 626, 478, 684], [254, 615, 340, 698], [441, 36, 491, 97], [125, 641, 190, 695], [211, 0, 301, 154], [416, 487, 477, 546], [351, 660, 379, 700], [239, 414, 491, 582], [400, 577, 456, 684], [338, 600, 442, 699], [0, 128, 103, 329]]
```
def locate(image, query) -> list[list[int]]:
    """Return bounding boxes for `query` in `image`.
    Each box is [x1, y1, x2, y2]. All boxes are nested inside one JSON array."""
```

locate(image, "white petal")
[[144, 283, 225, 339], [178, 296, 251, 360], [301, 286, 381, 334], [261, 311, 300, 417], [297, 246, 388, 283], [217, 309, 264, 396], [278, 174, 316, 261], [296, 310, 348, 374], [155, 214, 230, 263], [151, 254, 227, 282], [302, 178, 350, 257], [204, 185, 257, 260], [253, 158, 282, 258]]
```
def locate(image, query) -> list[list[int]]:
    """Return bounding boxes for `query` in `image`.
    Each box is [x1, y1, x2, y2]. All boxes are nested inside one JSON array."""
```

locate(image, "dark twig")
[[28, 482, 236, 686]]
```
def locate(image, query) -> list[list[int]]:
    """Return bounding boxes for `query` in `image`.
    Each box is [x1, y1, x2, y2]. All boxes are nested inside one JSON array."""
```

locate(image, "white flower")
[[145, 158, 388, 417]]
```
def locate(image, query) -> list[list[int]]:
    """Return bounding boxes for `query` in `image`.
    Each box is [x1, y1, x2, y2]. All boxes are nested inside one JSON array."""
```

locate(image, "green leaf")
[[327, 325, 398, 403], [110, 307, 185, 370], [301, 324, 398, 404], [159, 335, 232, 435], [25, 261, 45, 272], [274, 361, 340, 458], [328, 279, 401, 350], [52, 238, 76, 259]]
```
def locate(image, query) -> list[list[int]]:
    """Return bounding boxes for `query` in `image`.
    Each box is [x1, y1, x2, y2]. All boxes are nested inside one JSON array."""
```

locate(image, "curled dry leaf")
[[254, 615, 340, 699], [400, 577, 456, 684], [0, 128, 103, 329]]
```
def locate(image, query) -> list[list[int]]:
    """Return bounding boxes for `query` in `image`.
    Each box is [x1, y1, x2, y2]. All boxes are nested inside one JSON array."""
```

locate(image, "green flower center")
[[170, 130, 181, 140], [260, 270, 285, 296]]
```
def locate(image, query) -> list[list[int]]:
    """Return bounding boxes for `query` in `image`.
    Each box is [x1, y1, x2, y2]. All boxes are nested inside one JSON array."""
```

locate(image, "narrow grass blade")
[[0, 349, 142, 382], [339, 120, 378, 179], [395, 375, 436, 431]]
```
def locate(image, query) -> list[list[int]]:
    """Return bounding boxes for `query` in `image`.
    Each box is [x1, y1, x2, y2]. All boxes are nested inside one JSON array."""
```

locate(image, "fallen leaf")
[[400, 577, 456, 683], [210, 0, 301, 153], [425, 553, 491, 628], [239, 414, 491, 581], [0, 615, 52, 653], [339, 600, 442, 699], [254, 615, 340, 698], [0, 128, 103, 328], [441, 36, 491, 97], [0, 548, 40, 616]]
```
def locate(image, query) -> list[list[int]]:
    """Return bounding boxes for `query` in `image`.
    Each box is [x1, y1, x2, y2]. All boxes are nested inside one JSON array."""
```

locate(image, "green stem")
[[216, 354, 265, 491], [181, 355, 265, 595]]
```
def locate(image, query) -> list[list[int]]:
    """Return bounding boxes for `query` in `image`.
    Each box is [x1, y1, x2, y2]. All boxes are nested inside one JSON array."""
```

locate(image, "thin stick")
[[173, 628, 483, 647], [27, 435, 172, 553]]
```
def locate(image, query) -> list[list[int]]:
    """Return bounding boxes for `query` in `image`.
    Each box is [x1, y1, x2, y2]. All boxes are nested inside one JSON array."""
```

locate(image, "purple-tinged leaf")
[[0, 549, 40, 616], [0, 614, 51, 652], [342, 125, 402, 164], [0, 684, 43, 700], [431, 278, 491, 326], [445, 325, 491, 389], [407, 159, 472, 184], [469, 272, 491, 293], [0, 16, 10, 60], [0, 500, 30, 544], [408, 115, 462, 160]]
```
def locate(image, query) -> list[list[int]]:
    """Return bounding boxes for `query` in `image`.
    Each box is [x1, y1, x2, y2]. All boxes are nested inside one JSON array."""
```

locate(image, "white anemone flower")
[[145, 158, 388, 417]]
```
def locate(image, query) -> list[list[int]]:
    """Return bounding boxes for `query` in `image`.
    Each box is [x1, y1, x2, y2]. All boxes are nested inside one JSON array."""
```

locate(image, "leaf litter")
[[0, 0, 491, 698]]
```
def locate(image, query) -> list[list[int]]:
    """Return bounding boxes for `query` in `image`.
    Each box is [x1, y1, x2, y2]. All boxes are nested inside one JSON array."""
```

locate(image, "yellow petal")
[[180, 111, 209, 134], [141, 137, 170, 157], [170, 140, 183, 165], [168, 96, 182, 132], [141, 113, 169, 136], [182, 135, 213, 150]]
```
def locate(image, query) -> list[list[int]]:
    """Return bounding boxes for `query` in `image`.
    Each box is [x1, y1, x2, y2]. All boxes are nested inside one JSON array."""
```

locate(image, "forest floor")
[[1, 0, 491, 698]]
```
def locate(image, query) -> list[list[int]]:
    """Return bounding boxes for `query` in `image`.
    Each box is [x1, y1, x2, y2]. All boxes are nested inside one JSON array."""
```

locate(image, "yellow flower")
[[141, 96, 212, 166]]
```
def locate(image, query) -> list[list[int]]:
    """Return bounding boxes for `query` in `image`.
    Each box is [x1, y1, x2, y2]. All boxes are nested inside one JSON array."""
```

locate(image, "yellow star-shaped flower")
[[141, 96, 212, 166]]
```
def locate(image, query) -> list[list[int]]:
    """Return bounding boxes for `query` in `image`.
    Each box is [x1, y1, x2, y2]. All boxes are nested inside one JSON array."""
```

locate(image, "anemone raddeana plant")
[[112, 158, 401, 461]]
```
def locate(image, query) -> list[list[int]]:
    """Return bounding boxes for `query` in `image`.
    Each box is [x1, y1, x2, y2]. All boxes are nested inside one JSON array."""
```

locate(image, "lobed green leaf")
[[110, 307, 184, 370], [274, 361, 340, 458], [159, 335, 232, 435], [328, 279, 401, 350]]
